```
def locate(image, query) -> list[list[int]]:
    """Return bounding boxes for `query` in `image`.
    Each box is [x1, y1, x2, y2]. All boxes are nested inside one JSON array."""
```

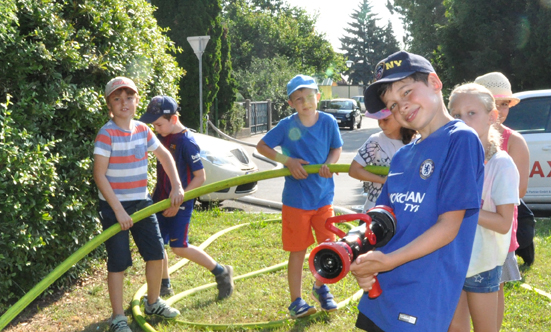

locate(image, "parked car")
[[504, 89, 551, 210], [320, 98, 362, 130], [352, 95, 366, 112], [193, 132, 259, 203]]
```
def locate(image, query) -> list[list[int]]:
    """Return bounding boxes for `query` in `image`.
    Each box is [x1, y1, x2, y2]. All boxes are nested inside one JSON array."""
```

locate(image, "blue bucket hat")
[[139, 96, 180, 123], [287, 75, 318, 98], [363, 51, 435, 114]]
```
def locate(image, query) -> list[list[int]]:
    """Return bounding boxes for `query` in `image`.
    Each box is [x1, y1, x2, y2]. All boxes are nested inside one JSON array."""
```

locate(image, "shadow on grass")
[[280, 311, 332, 332]]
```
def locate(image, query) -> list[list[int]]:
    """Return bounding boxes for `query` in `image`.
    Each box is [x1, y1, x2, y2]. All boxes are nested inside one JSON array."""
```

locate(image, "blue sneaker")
[[288, 297, 317, 319], [311, 284, 338, 312]]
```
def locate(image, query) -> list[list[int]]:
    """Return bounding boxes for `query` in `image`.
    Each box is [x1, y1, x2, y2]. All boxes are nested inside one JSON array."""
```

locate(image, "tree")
[[151, 0, 224, 131], [509, 0, 551, 91], [222, 0, 341, 79], [221, 0, 343, 119], [438, 0, 536, 88], [233, 55, 301, 119], [386, 0, 447, 59], [0, 0, 181, 312], [340, 0, 400, 86], [214, 27, 239, 131]]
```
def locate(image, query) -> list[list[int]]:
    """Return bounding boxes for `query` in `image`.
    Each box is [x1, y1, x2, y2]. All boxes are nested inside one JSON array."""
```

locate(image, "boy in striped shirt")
[[93, 77, 184, 332]]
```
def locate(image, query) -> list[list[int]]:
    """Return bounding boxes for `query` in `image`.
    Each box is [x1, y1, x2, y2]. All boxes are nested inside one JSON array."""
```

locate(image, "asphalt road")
[[218, 116, 382, 213]]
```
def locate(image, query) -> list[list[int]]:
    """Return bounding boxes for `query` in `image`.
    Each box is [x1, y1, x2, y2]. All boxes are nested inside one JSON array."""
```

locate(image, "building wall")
[[331, 85, 364, 99]]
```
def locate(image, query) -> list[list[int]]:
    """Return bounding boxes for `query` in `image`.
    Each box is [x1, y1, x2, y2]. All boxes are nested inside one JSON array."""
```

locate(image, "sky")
[[286, 0, 405, 52]]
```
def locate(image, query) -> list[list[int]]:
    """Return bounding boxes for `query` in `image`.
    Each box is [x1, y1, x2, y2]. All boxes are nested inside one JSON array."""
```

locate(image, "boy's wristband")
[[275, 153, 289, 165]]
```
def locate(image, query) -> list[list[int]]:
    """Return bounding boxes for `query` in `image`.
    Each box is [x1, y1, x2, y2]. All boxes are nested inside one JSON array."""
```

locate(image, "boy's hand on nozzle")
[[352, 271, 378, 293], [115, 210, 134, 231], [351, 250, 390, 277], [162, 206, 179, 218], [169, 184, 185, 208], [284, 157, 309, 179]]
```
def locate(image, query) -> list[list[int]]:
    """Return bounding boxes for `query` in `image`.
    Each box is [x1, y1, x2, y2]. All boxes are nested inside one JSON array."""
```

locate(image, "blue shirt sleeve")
[[262, 118, 287, 149], [182, 135, 204, 172], [437, 129, 484, 218]]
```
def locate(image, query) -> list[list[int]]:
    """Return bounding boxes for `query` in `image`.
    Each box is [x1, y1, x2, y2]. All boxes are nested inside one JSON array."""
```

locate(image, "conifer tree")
[[340, 0, 400, 86]]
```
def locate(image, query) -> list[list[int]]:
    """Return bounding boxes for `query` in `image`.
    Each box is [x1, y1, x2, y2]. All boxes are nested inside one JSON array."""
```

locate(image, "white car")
[[193, 133, 258, 203], [505, 89, 551, 210]]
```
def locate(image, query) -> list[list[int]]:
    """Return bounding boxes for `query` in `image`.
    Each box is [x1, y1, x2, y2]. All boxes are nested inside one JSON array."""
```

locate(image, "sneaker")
[[215, 265, 235, 300], [288, 297, 317, 319], [110, 315, 132, 332], [311, 284, 338, 312], [160, 284, 174, 297], [143, 297, 180, 319]]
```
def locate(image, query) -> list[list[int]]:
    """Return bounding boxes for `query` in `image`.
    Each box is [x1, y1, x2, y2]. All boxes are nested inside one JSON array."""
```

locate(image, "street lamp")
[[187, 35, 210, 133], [345, 60, 354, 98]]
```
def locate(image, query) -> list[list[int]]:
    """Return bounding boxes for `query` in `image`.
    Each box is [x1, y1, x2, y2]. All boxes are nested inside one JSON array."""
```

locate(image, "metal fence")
[[250, 102, 269, 134], [238, 99, 272, 136]]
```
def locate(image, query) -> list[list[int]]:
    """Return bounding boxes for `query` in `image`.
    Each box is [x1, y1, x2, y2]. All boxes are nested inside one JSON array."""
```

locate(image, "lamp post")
[[345, 60, 354, 98], [187, 35, 210, 133]]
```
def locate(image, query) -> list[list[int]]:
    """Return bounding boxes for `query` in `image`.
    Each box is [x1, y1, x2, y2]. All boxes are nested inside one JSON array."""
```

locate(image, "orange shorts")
[[281, 204, 336, 252]]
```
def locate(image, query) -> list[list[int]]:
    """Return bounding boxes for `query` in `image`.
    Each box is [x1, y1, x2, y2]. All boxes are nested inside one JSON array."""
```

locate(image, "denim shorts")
[[98, 198, 164, 272], [463, 265, 503, 293]]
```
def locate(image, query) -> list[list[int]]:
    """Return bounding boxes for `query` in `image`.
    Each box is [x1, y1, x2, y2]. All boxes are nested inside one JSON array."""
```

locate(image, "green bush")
[[0, 0, 182, 313]]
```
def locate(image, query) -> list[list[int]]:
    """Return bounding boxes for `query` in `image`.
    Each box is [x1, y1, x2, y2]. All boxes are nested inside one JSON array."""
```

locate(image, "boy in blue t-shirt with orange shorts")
[[257, 75, 343, 318], [349, 52, 485, 331]]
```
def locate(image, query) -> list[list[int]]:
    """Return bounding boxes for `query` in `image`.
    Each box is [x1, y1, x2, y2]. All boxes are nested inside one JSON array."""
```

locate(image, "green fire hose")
[[0, 164, 388, 330], [131, 219, 363, 331]]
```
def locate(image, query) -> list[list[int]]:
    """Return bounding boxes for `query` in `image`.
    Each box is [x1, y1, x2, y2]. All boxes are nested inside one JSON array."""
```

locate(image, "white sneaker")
[[110, 315, 132, 332], [143, 297, 180, 319]]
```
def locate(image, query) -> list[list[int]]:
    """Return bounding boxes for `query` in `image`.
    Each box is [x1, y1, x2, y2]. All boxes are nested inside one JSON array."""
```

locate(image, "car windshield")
[[327, 101, 355, 110]]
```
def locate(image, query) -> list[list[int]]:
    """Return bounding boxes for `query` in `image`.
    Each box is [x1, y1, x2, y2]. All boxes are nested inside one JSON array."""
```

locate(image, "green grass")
[[4, 209, 551, 331]]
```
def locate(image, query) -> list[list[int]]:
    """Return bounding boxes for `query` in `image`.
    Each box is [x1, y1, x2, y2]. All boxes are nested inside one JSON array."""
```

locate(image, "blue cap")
[[364, 51, 435, 114], [139, 96, 180, 123], [287, 74, 318, 98]]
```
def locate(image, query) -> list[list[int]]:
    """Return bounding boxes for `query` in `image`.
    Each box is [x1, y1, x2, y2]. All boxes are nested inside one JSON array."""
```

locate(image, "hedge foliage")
[[0, 0, 182, 313]]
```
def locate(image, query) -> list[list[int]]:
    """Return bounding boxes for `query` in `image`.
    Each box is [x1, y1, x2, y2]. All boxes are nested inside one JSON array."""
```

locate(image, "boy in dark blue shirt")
[[140, 96, 234, 300]]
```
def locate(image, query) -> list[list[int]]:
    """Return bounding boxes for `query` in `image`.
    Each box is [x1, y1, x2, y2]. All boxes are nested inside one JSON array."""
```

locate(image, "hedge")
[[0, 0, 182, 313]]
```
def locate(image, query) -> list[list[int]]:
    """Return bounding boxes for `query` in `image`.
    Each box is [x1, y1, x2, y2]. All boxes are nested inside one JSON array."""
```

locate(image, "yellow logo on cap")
[[385, 60, 403, 70]]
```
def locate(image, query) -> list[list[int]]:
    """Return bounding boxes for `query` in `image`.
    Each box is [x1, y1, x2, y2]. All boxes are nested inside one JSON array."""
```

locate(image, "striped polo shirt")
[[94, 120, 160, 201]]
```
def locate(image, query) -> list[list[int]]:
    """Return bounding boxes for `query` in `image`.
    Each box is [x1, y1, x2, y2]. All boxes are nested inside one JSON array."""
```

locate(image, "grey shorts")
[[500, 251, 521, 283]]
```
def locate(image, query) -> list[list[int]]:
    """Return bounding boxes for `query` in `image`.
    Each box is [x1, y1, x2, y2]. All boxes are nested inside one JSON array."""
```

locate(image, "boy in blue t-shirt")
[[350, 51, 485, 331], [257, 75, 343, 318], [139, 96, 234, 301]]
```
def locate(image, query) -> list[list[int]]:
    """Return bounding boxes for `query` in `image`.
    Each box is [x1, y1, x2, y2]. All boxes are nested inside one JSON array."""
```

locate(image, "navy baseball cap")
[[139, 95, 180, 123], [287, 74, 318, 98], [364, 51, 435, 114]]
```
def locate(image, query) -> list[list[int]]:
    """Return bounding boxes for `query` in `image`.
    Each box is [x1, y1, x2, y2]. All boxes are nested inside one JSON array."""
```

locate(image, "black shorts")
[[98, 198, 164, 272]]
